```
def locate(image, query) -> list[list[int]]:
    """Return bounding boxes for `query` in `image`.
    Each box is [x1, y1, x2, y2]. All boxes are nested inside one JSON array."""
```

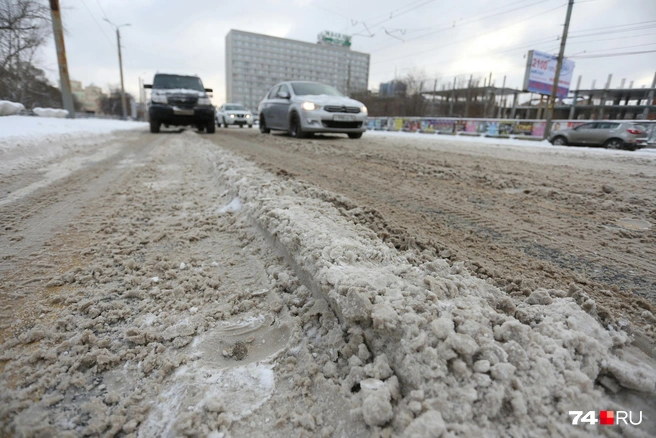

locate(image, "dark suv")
[[144, 73, 215, 133]]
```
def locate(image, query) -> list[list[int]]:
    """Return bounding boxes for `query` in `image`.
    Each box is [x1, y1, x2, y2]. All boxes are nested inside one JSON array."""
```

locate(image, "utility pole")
[[104, 19, 130, 120], [49, 0, 75, 118], [544, 0, 574, 138]]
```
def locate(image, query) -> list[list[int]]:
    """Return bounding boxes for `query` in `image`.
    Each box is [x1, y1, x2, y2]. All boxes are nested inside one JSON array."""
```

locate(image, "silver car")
[[258, 81, 367, 139], [216, 103, 253, 128], [548, 121, 648, 150]]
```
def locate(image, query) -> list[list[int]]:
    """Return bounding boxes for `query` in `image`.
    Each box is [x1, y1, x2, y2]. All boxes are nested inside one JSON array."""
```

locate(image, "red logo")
[[600, 411, 614, 425]]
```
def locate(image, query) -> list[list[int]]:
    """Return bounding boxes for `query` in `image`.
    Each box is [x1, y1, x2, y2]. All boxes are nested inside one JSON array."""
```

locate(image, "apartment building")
[[226, 29, 370, 112]]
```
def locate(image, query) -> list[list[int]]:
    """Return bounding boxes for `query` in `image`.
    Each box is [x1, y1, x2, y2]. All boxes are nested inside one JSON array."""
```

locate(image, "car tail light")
[[626, 128, 644, 135]]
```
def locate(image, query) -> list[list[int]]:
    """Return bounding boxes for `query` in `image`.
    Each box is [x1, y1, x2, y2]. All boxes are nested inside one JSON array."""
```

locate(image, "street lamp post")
[[104, 19, 131, 120]]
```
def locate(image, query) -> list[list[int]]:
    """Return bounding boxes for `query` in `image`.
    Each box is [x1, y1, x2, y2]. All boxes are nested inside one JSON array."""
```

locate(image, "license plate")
[[333, 114, 355, 121], [173, 109, 194, 116]]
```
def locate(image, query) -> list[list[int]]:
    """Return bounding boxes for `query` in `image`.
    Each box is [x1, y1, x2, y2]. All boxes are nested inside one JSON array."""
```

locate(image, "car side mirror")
[[143, 84, 152, 89], [204, 88, 213, 92], [279, 91, 290, 99]]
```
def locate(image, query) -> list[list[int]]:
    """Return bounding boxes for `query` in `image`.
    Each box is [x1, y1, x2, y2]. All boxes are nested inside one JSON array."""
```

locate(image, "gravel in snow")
[[0, 129, 654, 437]]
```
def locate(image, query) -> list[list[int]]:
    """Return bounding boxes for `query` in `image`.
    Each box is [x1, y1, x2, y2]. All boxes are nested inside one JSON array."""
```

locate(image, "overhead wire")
[[372, 3, 565, 65], [570, 49, 656, 58], [368, 0, 556, 52], [79, 0, 113, 47]]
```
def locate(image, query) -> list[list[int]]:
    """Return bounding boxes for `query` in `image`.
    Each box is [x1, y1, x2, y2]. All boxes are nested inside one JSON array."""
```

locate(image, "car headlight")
[[246, 114, 251, 118], [151, 94, 167, 104], [361, 106, 368, 114], [302, 102, 320, 111], [197, 97, 211, 105], [230, 114, 235, 118]]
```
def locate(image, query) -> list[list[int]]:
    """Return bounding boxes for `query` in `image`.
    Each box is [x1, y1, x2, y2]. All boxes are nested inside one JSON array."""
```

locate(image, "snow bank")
[[0, 115, 146, 144], [366, 129, 656, 156], [0, 116, 148, 178], [0, 100, 25, 116], [33, 107, 69, 118], [209, 136, 656, 436]]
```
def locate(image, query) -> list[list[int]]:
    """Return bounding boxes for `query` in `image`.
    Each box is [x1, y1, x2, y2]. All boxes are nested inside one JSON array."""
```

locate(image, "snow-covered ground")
[[0, 115, 146, 144], [0, 127, 654, 436], [0, 116, 148, 177], [366, 129, 656, 156]]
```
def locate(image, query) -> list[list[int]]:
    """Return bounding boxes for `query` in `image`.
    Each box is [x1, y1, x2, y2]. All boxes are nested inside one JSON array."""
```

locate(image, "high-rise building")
[[226, 29, 370, 112]]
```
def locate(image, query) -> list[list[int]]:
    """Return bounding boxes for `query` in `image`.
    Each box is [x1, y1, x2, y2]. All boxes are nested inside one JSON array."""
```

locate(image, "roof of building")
[[227, 29, 370, 57]]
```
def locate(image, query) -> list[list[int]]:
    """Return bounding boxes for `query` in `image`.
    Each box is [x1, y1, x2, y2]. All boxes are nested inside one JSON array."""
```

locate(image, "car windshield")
[[225, 105, 246, 111], [153, 75, 204, 91], [291, 83, 343, 97]]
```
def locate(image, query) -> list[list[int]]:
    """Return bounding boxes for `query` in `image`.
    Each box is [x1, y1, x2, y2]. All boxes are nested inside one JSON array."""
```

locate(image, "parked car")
[[144, 73, 215, 133], [258, 81, 367, 139], [216, 104, 253, 128], [548, 121, 648, 150]]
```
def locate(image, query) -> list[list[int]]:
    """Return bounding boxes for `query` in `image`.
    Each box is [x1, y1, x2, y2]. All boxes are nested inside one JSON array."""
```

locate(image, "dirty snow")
[[0, 129, 654, 437], [366, 129, 656, 156]]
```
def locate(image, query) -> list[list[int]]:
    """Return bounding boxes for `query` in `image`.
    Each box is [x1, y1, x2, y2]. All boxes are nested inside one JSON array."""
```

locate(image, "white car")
[[216, 103, 253, 128], [258, 81, 367, 139]]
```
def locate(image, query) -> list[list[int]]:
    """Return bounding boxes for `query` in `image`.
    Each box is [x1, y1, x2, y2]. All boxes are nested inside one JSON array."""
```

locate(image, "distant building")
[[225, 29, 370, 112], [379, 80, 407, 97], [70, 80, 105, 114]]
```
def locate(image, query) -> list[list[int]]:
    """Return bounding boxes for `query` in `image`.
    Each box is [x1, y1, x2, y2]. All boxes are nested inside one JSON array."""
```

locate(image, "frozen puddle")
[[616, 218, 652, 231], [139, 315, 291, 437]]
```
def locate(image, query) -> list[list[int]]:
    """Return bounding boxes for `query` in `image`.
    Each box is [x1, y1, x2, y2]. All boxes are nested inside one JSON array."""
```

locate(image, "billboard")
[[317, 31, 352, 48], [522, 50, 575, 98]]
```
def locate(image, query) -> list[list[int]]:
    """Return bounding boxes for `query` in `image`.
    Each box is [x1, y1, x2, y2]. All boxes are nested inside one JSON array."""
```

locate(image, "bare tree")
[[0, 0, 51, 103], [99, 88, 134, 117], [402, 68, 430, 116]]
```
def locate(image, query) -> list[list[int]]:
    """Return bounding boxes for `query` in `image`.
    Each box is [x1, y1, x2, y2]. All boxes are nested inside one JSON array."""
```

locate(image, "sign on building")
[[522, 50, 575, 98], [317, 31, 352, 48]]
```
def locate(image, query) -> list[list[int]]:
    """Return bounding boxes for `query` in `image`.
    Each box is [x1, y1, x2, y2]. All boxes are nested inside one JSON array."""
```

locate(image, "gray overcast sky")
[[38, 0, 656, 104]]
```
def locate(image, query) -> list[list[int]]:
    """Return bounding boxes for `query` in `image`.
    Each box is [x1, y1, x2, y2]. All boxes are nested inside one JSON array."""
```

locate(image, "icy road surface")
[[0, 127, 655, 437]]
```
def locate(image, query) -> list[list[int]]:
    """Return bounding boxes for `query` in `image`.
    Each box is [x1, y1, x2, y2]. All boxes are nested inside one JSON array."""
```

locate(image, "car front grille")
[[322, 121, 363, 129], [324, 105, 361, 113], [168, 96, 198, 109]]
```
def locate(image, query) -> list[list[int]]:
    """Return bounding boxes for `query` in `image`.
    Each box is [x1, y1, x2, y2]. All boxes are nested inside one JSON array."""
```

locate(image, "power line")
[[568, 19, 656, 34], [568, 24, 656, 39], [369, 0, 556, 52], [573, 42, 656, 55], [372, 3, 565, 65], [570, 49, 656, 59], [564, 32, 656, 46], [94, 0, 108, 19], [79, 0, 113, 47]]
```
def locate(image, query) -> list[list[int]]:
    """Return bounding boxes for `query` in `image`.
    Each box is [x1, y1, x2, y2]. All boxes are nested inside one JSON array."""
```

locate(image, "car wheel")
[[239, 124, 243, 128], [604, 138, 623, 149], [248, 125, 253, 128], [289, 112, 307, 138], [150, 119, 160, 133], [206, 119, 216, 134], [197, 125, 205, 132], [348, 132, 363, 139], [259, 115, 270, 134], [552, 136, 567, 146]]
